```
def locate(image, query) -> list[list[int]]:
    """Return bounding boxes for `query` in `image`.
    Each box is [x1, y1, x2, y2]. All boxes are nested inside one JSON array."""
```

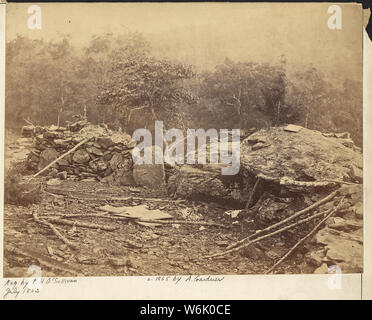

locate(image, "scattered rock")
[[72, 149, 91, 164], [96, 136, 114, 149], [216, 240, 229, 247], [86, 146, 104, 157], [252, 142, 268, 151], [305, 250, 325, 268], [46, 178, 62, 186], [108, 257, 132, 267], [57, 171, 68, 180], [75, 255, 99, 265], [328, 217, 362, 232], [314, 263, 329, 274], [284, 124, 302, 133], [349, 165, 363, 183]]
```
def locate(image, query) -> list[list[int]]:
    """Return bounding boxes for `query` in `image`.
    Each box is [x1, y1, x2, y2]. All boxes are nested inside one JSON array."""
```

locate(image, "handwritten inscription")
[[147, 275, 225, 284], [3, 278, 77, 299]]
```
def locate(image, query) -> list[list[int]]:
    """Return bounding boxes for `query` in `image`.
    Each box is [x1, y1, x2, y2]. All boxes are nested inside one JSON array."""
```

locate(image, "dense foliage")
[[6, 33, 362, 146]]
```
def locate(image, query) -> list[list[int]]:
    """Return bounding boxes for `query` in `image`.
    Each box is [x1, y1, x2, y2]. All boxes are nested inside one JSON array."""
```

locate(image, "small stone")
[[306, 250, 325, 268], [59, 244, 68, 251], [109, 257, 131, 267], [54, 138, 71, 148], [335, 132, 350, 139], [86, 146, 104, 157], [252, 142, 268, 151], [21, 125, 35, 137], [328, 217, 362, 232], [57, 171, 68, 180], [96, 136, 114, 149], [284, 124, 302, 133], [89, 159, 108, 172], [46, 178, 62, 186], [349, 165, 363, 183], [103, 151, 113, 161], [72, 136, 85, 144], [216, 240, 229, 247], [123, 240, 143, 249], [72, 149, 91, 163], [341, 139, 354, 148], [352, 204, 363, 219], [76, 255, 98, 265], [314, 263, 329, 274], [43, 131, 60, 140]]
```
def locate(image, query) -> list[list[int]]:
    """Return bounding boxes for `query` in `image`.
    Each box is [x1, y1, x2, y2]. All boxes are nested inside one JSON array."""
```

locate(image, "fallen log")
[[33, 210, 78, 250], [257, 173, 357, 187], [33, 137, 92, 178], [203, 208, 331, 259], [45, 187, 182, 203], [134, 219, 229, 228], [265, 196, 346, 274], [39, 213, 228, 228], [226, 189, 339, 250], [245, 177, 262, 209], [43, 216, 119, 231]]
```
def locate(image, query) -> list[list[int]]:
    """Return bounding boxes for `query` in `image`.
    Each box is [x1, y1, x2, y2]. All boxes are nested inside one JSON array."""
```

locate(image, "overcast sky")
[[6, 3, 363, 83]]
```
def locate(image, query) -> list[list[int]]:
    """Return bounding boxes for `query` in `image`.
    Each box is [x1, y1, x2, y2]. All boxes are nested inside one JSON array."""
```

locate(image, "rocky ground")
[[3, 180, 275, 277], [3, 123, 364, 277]]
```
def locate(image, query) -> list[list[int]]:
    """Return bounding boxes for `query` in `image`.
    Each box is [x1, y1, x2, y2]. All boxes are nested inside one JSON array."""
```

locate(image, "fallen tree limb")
[[43, 216, 119, 231], [134, 219, 229, 228], [265, 196, 346, 274], [203, 208, 331, 259], [32, 210, 78, 250], [245, 177, 262, 209], [33, 137, 92, 178], [257, 173, 356, 187], [45, 187, 181, 203], [39, 213, 228, 228], [226, 189, 339, 250]]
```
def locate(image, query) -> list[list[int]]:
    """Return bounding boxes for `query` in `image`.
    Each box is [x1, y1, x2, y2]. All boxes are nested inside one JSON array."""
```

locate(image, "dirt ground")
[[3, 179, 306, 278]]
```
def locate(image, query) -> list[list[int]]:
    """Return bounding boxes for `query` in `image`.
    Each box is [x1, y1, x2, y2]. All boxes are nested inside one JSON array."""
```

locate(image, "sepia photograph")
[[2, 2, 364, 280]]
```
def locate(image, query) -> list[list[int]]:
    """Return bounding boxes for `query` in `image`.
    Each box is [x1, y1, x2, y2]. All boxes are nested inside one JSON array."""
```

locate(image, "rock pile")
[[21, 121, 137, 185]]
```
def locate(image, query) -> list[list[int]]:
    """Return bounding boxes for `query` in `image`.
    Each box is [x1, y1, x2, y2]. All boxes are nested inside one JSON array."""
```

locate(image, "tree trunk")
[[275, 100, 281, 126], [57, 95, 65, 127], [150, 104, 169, 151]]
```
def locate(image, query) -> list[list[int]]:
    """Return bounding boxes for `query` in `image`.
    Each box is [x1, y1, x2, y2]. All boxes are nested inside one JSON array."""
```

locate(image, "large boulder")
[[240, 126, 362, 183], [133, 163, 166, 191], [168, 165, 244, 206], [38, 148, 59, 172]]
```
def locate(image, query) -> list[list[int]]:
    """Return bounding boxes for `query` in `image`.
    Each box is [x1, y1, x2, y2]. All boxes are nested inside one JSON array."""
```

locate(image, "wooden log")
[[245, 177, 262, 209], [43, 216, 118, 231], [33, 137, 92, 178], [203, 209, 331, 259], [257, 173, 357, 187], [33, 210, 78, 250], [265, 196, 346, 274], [39, 213, 228, 228], [226, 189, 339, 250], [134, 219, 229, 228]]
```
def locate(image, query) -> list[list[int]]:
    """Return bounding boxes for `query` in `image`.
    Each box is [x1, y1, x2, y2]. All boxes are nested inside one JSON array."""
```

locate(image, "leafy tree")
[[200, 59, 286, 128], [98, 53, 196, 132], [6, 36, 83, 128]]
